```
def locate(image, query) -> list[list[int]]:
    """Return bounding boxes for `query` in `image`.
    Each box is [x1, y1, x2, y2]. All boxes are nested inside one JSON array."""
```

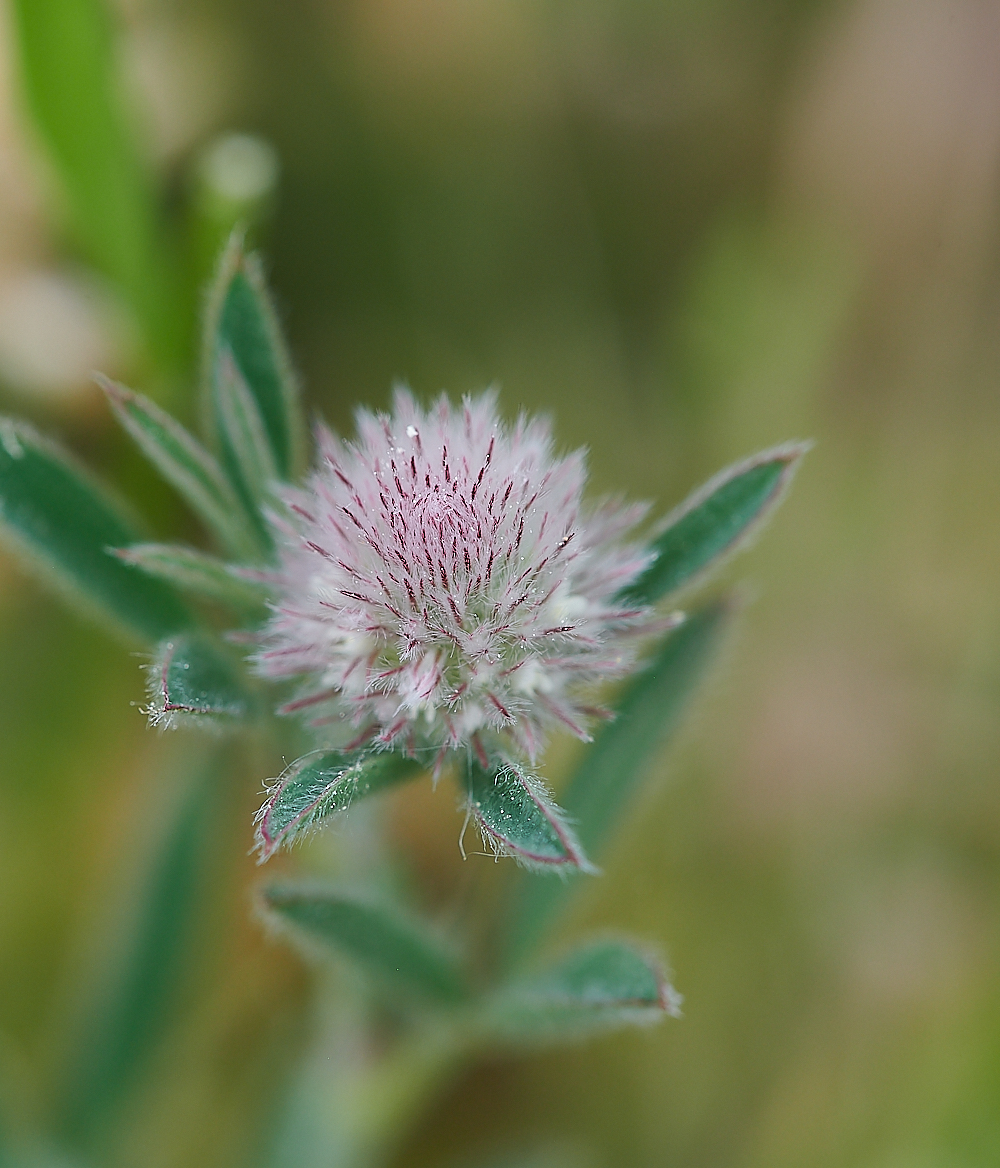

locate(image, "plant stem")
[[267, 1003, 471, 1168], [339, 1024, 468, 1168]]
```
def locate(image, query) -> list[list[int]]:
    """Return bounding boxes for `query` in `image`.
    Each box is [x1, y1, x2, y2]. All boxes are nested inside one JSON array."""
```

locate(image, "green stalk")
[[268, 1011, 470, 1168], [336, 1025, 467, 1168]]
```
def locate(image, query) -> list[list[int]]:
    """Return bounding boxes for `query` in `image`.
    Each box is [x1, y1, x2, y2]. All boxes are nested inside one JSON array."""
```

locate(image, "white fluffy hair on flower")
[[254, 388, 673, 772]]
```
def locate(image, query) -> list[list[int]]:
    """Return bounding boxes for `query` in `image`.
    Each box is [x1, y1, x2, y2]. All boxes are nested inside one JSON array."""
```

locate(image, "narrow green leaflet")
[[145, 633, 253, 730], [114, 543, 270, 611], [256, 751, 424, 860], [509, 601, 729, 959], [0, 419, 192, 643], [100, 377, 261, 559], [619, 443, 809, 605], [464, 758, 595, 875], [55, 749, 225, 1146], [261, 884, 467, 1004], [213, 347, 279, 510], [481, 939, 678, 1046], [9, 0, 182, 373], [205, 233, 303, 481]]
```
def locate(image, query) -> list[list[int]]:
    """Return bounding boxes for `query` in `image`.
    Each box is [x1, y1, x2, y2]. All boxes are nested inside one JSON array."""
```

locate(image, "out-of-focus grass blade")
[[204, 233, 303, 482], [9, 0, 182, 373], [261, 884, 468, 1004], [0, 418, 192, 643], [482, 939, 678, 1046], [145, 633, 254, 730], [256, 751, 423, 861], [619, 444, 809, 605], [464, 758, 595, 875], [55, 748, 224, 1147], [100, 378, 262, 560], [509, 600, 730, 961], [114, 543, 270, 611]]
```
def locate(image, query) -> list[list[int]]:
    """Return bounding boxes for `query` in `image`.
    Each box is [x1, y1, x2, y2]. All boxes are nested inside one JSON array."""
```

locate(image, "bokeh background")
[[2, 1, 1000, 1165]]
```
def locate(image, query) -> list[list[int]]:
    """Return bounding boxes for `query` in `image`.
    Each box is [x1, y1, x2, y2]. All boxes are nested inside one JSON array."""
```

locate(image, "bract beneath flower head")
[[255, 388, 664, 765]]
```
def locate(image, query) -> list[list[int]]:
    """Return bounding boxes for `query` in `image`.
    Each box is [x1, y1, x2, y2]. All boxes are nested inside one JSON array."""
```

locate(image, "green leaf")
[[9, 0, 183, 373], [482, 939, 678, 1045], [620, 443, 809, 605], [114, 543, 270, 611], [55, 748, 225, 1145], [261, 883, 468, 1004], [509, 600, 730, 959], [204, 232, 303, 482], [256, 751, 424, 860], [145, 633, 253, 730], [0, 418, 192, 643], [464, 757, 595, 875], [212, 347, 279, 513], [100, 377, 261, 559]]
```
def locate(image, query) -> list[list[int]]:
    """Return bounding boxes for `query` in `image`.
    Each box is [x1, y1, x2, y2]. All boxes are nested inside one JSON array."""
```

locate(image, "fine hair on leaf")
[[463, 756, 597, 876]]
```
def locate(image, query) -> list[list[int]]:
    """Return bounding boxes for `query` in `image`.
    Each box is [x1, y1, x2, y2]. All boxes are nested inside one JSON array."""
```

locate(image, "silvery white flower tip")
[[255, 388, 673, 769]]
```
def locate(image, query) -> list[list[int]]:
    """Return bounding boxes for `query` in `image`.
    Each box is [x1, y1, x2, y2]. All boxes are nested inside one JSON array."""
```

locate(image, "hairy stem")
[[269, 1005, 471, 1168]]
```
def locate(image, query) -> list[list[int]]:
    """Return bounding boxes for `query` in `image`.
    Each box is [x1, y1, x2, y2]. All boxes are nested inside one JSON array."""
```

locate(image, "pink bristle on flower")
[[255, 389, 666, 761]]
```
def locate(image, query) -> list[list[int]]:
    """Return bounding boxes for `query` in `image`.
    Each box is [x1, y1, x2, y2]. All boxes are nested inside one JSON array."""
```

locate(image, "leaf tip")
[[763, 437, 813, 486], [660, 978, 684, 1019], [143, 634, 250, 732], [252, 780, 288, 863], [0, 417, 25, 460], [465, 759, 598, 876], [94, 374, 136, 418]]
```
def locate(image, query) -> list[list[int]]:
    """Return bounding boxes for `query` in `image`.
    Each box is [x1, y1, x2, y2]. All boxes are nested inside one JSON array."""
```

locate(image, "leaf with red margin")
[[255, 751, 423, 861], [146, 634, 252, 729], [464, 757, 596, 875]]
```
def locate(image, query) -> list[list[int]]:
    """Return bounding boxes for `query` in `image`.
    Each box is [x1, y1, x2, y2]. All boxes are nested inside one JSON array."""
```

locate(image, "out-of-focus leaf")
[[213, 348, 279, 515], [204, 233, 303, 482], [619, 444, 808, 605], [114, 543, 269, 611], [56, 748, 224, 1146], [559, 601, 730, 855], [481, 939, 678, 1046], [9, 0, 182, 372], [256, 751, 423, 861], [261, 883, 468, 1004], [145, 633, 253, 730], [509, 600, 730, 959], [464, 758, 595, 875], [100, 378, 261, 559], [0, 418, 192, 642]]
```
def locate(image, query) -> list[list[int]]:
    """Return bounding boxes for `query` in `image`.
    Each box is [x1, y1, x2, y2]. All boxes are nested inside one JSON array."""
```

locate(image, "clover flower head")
[[255, 389, 663, 768]]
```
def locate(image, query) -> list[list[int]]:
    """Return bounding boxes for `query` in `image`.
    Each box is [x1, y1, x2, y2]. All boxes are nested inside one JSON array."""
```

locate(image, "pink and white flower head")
[[255, 389, 669, 768]]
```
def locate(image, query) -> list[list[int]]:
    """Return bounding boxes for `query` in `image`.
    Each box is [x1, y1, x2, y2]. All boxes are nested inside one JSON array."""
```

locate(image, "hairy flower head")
[[255, 389, 666, 766]]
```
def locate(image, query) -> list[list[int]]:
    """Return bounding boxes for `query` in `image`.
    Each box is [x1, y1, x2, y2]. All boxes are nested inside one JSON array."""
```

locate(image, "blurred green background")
[[2, 0, 1000, 1165]]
